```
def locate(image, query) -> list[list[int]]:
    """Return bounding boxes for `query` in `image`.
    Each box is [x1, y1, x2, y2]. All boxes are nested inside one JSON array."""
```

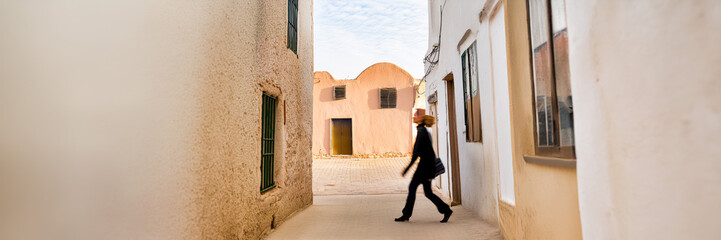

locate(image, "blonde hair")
[[422, 115, 436, 127]]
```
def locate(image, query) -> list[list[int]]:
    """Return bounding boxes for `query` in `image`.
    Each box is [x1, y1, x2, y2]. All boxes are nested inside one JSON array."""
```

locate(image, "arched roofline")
[[313, 71, 336, 83], [353, 62, 414, 81], [314, 62, 415, 83]]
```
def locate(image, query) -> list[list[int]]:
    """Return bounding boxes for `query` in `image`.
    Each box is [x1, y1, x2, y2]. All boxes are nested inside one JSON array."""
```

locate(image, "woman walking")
[[395, 109, 453, 223]]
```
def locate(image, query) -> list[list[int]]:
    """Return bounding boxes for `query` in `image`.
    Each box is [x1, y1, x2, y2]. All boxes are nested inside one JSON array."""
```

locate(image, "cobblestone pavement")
[[312, 157, 416, 195]]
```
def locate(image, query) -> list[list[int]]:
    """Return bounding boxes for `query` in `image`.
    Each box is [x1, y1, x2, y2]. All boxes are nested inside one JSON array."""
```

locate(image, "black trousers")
[[402, 178, 451, 218]]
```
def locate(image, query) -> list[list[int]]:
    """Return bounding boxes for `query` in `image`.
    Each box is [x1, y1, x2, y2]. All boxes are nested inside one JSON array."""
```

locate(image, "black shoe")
[[394, 216, 409, 222], [440, 210, 453, 223]]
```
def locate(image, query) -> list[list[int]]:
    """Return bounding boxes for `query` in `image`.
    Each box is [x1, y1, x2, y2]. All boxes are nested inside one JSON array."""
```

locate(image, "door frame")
[[428, 93, 441, 189], [444, 73, 463, 205]]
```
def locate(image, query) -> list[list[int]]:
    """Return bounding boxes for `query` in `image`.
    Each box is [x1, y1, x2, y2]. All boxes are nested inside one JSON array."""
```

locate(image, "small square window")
[[379, 88, 397, 109], [333, 85, 346, 100]]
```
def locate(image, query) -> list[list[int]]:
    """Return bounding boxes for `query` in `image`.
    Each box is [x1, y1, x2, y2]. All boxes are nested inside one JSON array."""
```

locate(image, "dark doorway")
[[331, 118, 353, 155], [444, 74, 462, 205]]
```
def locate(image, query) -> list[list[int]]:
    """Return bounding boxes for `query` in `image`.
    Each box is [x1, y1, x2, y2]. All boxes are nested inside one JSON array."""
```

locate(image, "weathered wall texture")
[[568, 0, 721, 239], [312, 63, 416, 156], [0, 0, 313, 239]]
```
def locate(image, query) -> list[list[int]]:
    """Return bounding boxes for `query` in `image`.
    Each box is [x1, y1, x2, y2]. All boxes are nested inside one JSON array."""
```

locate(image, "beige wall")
[[498, 0, 583, 239], [426, 0, 720, 239], [0, 0, 313, 239], [312, 63, 416, 156], [568, 0, 721, 239]]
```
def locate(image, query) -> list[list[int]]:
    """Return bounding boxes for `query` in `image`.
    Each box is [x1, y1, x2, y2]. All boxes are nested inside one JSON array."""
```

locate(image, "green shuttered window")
[[261, 93, 277, 193], [287, 0, 298, 54], [461, 42, 482, 142]]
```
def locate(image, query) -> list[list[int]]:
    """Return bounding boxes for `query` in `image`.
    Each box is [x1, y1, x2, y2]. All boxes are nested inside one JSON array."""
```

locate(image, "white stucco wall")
[[568, 0, 721, 239], [424, 0, 499, 225], [489, 4, 514, 205]]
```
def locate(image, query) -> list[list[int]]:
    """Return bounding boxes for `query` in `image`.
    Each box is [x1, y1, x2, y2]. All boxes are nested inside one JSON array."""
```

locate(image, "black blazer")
[[405, 123, 437, 180]]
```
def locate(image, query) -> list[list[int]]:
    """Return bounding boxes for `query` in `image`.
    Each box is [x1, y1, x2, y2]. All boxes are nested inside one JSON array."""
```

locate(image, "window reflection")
[[550, 0, 573, 147], [528, 0, 575, 154], [529, 0, 556, 146]]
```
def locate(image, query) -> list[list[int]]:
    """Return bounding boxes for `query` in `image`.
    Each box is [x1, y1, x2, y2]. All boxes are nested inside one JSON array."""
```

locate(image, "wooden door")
[[331, 119, 353, 155]]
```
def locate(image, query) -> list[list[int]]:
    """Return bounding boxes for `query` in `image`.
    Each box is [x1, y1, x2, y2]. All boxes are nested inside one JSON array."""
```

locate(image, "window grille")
[[260, 93, 277, 193], [287, 0, 298, 54], [379, 88, 397, 109], [333, 85, 346, 100]]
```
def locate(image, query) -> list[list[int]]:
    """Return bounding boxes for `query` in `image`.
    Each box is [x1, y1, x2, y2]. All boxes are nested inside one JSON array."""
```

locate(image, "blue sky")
[[314, 0, 428, 79]]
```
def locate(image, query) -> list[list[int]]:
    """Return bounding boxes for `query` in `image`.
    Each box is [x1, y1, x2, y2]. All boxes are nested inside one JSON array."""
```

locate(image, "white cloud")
[[314, 0, 428, 79]]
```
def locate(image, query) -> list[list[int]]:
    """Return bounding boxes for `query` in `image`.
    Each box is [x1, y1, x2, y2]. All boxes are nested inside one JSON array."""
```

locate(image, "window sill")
[[523, 155, 576, 168], [260, 184, 277, 194]]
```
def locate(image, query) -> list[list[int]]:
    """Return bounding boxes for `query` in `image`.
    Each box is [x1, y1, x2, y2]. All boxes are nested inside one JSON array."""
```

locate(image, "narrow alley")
[[267, 157, 502, 239], [1, 0, 720, 240]]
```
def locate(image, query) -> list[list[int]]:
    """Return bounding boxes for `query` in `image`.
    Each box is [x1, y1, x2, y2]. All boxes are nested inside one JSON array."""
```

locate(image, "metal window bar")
[[287, 0, 298, 54], [261, 93, 277, 193]]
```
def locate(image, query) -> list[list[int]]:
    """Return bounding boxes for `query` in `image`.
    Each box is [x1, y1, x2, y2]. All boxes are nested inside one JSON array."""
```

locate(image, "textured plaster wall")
[[312, 63, 416, 156], [0, 0, 313, 239], [567, 0, 721, 239], [194, 0, 314, 239]]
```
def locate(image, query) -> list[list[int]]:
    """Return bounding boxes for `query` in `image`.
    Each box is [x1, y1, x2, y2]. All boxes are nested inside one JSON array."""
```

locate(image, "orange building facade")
[[312, 63, 418, 157]]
